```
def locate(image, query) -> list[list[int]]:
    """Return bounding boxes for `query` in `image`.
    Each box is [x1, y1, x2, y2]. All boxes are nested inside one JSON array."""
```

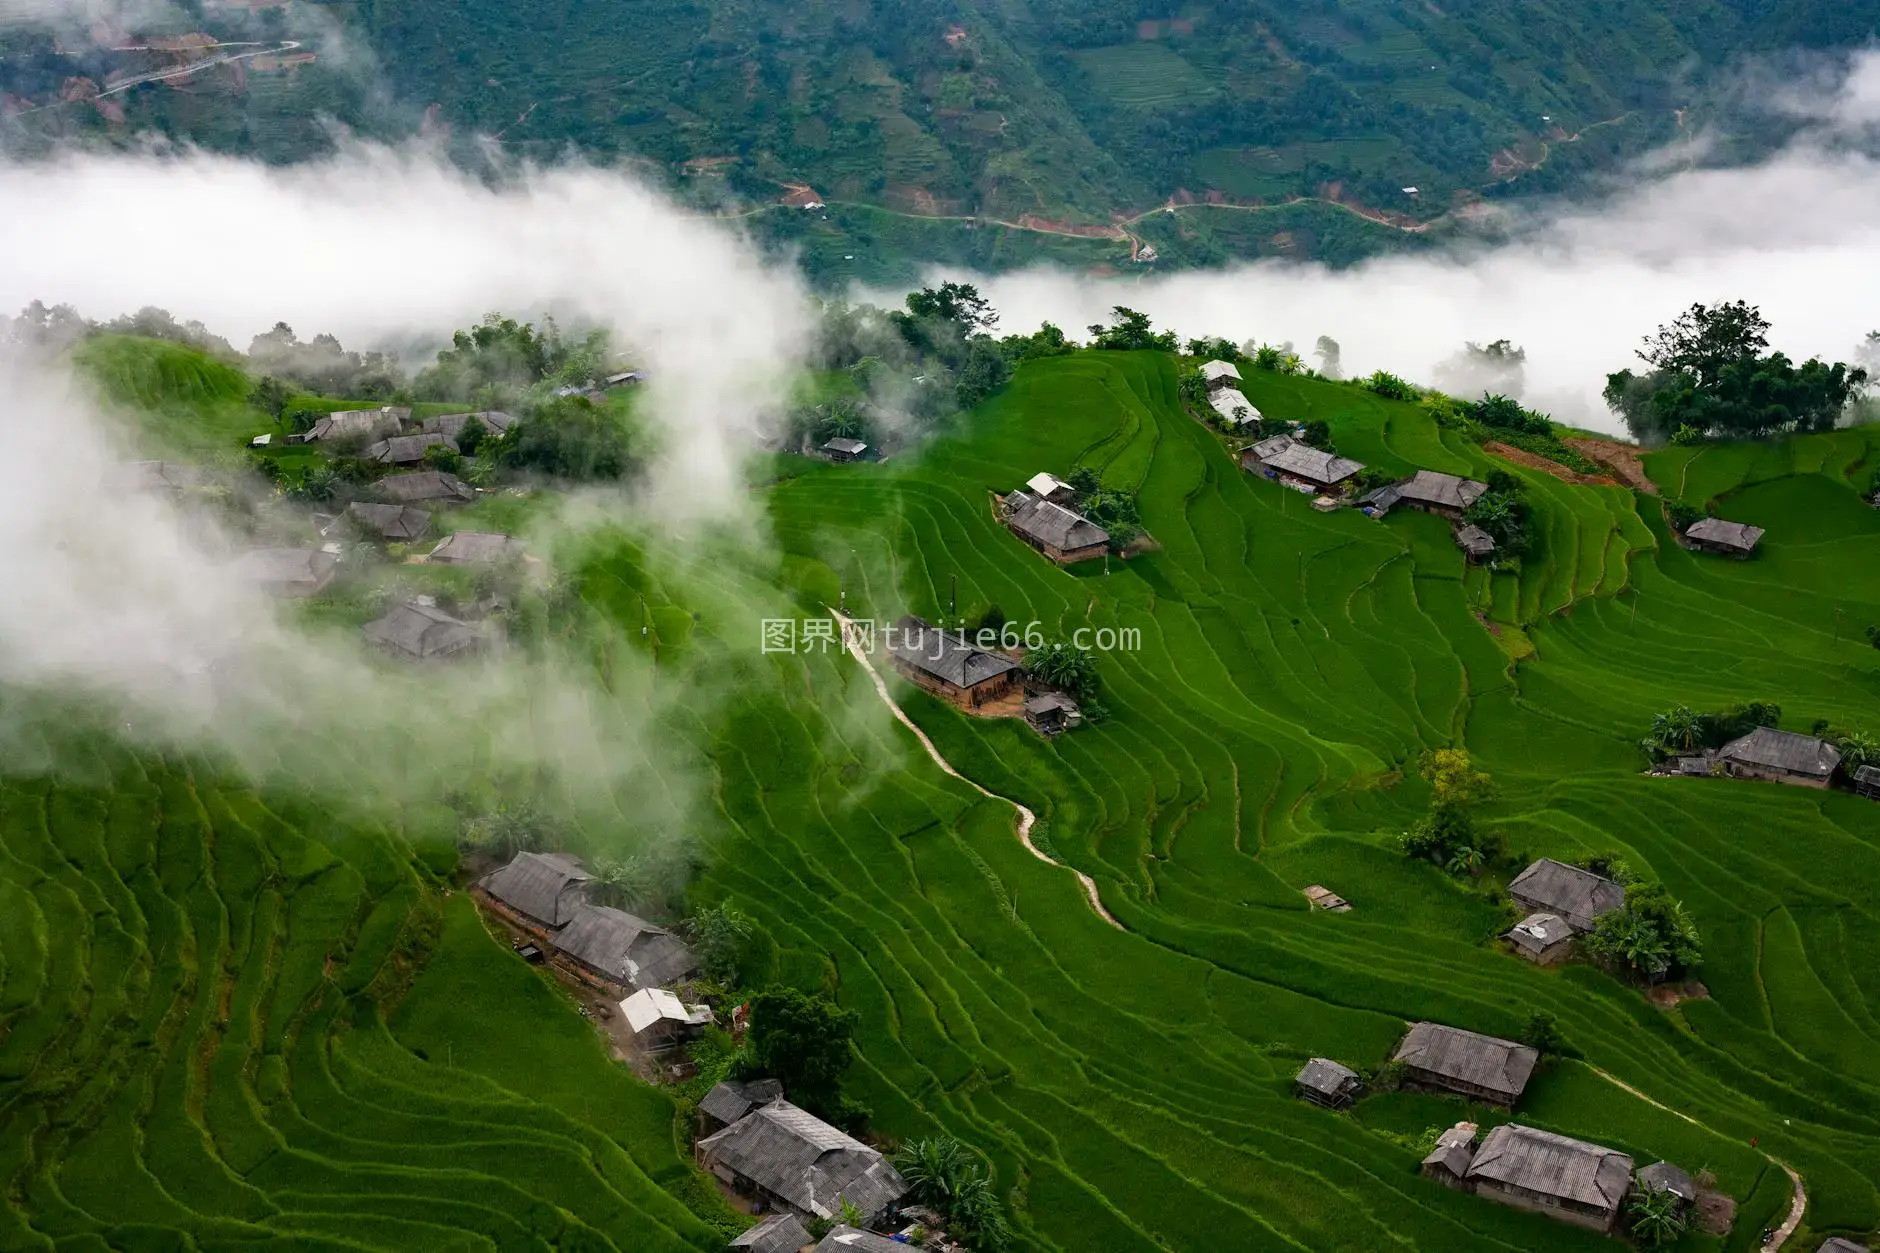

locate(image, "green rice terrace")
[[4, 342, 1880, 1251]]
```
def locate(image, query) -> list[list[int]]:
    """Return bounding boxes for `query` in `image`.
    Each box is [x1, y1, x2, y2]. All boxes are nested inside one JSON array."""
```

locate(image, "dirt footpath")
[[1565, 436, 1660, 494]]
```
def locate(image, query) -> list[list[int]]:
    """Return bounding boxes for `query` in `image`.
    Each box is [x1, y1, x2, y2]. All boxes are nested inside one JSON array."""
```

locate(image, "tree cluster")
[[1638, 700, 1782, 759], [735, 986, 867, 1129], [1400, 749, 1499, 876], [1604, 302, 1868, 445], [414, 313, 610, 408], [1459, 470, 1532, 560], [894, 1137, 1013, 1250], [248, 322, 404, 398], [1583, 881, 1702, 984]]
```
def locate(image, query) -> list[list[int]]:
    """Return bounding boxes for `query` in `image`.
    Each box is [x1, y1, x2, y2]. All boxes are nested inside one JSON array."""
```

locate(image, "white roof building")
[[620, 987, 713, 1036], [1025, 472, 1074, 500], [1209, 389, 1261, 427]]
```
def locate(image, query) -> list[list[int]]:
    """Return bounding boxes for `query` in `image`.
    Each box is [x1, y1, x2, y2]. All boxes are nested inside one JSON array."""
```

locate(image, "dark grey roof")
[[1819, 1239, 1871, 1253], [700, 1078, 787, 1129], [554, 904, 696, 988], [422, 411, 514, 440], [1857, 764, 1880, 788], [1007, 495, 1109, 552], [1393, 1023, 1539, 1102], [696, 1100, 908, 1221], [1685, 516, 1764, 552], [232, 547, 336, 594], [730, 1213, 813, 1252], [1675, 756, 1716, 776], [308, 407, 408, 441], [479, 851, 590, 927], [1251, 434, 1364, 485], [429, 531, 524, 565], [1637, 1160, 1696, 1203], [1422, 1123, 1477, 1177], [1294, 1057, 1361, 1098], [378, 471, 475, 505], [347, 501, 432, 541], [811, 1228, 903, 1253], [1395, 470, 1489, 510], [366, 433, 455, 465], [1508, 860, 1626, 933], [889, 617, 1019, 690], [1507, 912, 1571, 955], [1466, 1124, 1633, 1213], [1359, 484, 1402, 511], [822, 437, 867, 454], [1456, 524, 1496, 556], [1719, 727, 1841, 778], [363, 601, 484, 660], [1025, 693, 1079, 716]]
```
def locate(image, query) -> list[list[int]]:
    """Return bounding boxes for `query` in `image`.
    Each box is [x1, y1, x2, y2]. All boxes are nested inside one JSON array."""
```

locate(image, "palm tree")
[[1628, 1183, 1689, 1248], [1445, 845, 1485, 877], [1838, 730, 1879, 772], [1645, 705, 1704, 756]]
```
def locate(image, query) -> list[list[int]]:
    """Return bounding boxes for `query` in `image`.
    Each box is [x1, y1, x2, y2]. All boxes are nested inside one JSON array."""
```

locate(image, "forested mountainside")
[[4, 0, 1878, 276]]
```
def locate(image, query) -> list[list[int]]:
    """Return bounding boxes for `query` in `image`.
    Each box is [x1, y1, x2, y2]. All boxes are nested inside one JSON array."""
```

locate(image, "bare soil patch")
[[1485, 440, 1618, 487], [1566, 436, 1659, 494]]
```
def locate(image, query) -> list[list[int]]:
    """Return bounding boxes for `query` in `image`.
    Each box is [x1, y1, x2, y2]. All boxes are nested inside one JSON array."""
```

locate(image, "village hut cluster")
[[999, 470, 1112, 565], [1359, 470, 1498, 563], [1296, 1018, 1715, 1238], [1654, 726, 1846, 789]]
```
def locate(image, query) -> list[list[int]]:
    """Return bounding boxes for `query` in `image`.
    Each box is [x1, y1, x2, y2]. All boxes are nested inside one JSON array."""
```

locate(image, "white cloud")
[[0, 141, 811, 520]]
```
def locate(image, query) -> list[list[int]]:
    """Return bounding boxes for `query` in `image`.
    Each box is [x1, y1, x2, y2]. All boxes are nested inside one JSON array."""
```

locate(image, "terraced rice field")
[[1071, 44, 1219, 109], [4, 349, 1880, 1250]]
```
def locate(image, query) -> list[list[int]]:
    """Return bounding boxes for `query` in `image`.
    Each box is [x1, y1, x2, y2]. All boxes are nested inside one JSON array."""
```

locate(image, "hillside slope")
[[3, 344, 1880, 1250]]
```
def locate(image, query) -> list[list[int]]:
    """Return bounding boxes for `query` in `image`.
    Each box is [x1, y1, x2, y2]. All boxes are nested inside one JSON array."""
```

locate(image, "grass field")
[[3, 343, 1880, 1250], [1071, 44, 1220, 109]]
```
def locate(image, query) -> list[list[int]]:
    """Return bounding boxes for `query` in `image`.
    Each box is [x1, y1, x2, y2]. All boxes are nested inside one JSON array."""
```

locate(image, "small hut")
[[1293, 1058, 1363, 1109], [1506, 912, 1574, 965], [1024, 693, 1081, 736]]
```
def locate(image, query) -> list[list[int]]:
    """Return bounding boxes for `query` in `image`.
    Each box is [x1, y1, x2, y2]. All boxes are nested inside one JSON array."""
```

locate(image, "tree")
[[1300, 419, 1333, 449], [1641, 705, 1703, 757], [455, 416, 491, 457], [1520, 1011, 1568, 1055], [1088, 307, 1177, 352], [1022, 641, 1100, 700], [903, 282, 998, 335], [743, 987, 855, 1116], [460, 797, 565, 859], [1583, 882, 1701, 984], [1444, 844, 1485, 876], [1628, 1180, 1689, 1248], [500, 396, 636, 480], [249, 375, 290, 420], [682, 903, 756, 985], [894, 1137, 1012, 1251], [1313, 335, 1342, 379], [1839, 730, 1879, 772], [1420, 748, 1493, 807], [1640, 301, 1770, 389], [1362, 370, 1416, 400]]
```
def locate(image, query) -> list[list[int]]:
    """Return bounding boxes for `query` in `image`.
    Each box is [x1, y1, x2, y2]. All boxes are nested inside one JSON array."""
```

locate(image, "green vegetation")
[[9, 320, 1880, 1252]]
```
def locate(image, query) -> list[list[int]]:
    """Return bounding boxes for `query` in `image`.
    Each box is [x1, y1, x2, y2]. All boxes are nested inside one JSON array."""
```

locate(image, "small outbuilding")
[[1506, 912, 1574, 965], [1293, 1058, 1363, 1109], [1421, 1122, 1478, 1187], [1682, 516, 1764, 557], [232, 547, 338, 598], [1302, 885, 1350, 913], [810, 1228, 903, 1253], [1392, 1022, 1539, 1107], [887, 616, 1021, 708], [1636, 1160, 1697, 1209], [1004, 492, 1110, 564], [1455, 524, 1497, 563], [620, 987, 713, 1048], [822, 437, 868, 462], [378, 471, 476, 506], [478, 851, 591, 929], [1199, 359, 1242, 391], [347, 501, 432, 542], [729, 1213, 813, 1253], [429, 531, 525, 565], [698, 1078, 786, 1136], [363, 600, 485, 662], [1025, 471, 1078, 505], [604, 371, 647, 388], [1855, 765, 1880, 800], [1209, 388, 1261, 428], [1024, 693, 1081, 736], [1717, 727, 1842, 788], [1508, 859, 1626, 934]]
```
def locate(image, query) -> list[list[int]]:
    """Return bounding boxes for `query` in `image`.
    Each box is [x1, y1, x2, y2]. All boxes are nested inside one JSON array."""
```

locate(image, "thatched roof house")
[[232, 547, 337, 598], [429, 531, 524, 565], [1293, 1058, 1363, 1109], [1683, 516, 1764, 556], [1392, 1022, 1538, 1106], [365, 433, 455, 466], [699, 1078, 786, 1135], [363, 601, 484, 661], [1464, 1124, 1633, 1233], [478, 851, 590, 928], [695, 1099, 908, 1224], [553, 904, 696, 990], [422, 411, 514, 441], [1005, 493, 1110, 563], [1241, 433, 1364, 489], [1508, 859, 1625, 933], [888, 616, 1020, 707], [346, 501, 431, 542], [1718, 727, 1842, 788], [730, 1213, 813, 1253], [378, 471, 476, 506]]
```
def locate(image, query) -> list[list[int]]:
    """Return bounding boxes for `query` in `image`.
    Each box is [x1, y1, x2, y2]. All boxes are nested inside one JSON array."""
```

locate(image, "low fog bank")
[[0, 141, 811, 520], [960, 53, 1880, 434]]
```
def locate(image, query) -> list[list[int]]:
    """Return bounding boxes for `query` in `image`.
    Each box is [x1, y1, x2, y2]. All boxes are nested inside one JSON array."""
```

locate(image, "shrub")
[[1363, 370, 1416, 400]]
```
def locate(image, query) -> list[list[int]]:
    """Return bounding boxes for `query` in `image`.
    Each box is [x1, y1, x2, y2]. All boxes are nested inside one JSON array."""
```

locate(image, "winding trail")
[[831, 611, 1123, 931], [1587, 1063, 1806, 1249], [12, 40, 304, 115]]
